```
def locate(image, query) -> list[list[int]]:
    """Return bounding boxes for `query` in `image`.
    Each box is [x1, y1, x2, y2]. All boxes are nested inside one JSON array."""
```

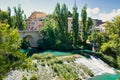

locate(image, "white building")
[[91, 19, 106, 33]]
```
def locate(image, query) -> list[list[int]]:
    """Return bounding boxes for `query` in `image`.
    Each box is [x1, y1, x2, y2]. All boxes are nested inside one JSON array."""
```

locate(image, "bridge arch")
[[19, 30, 41, 47], [24, 35, 35, 47]]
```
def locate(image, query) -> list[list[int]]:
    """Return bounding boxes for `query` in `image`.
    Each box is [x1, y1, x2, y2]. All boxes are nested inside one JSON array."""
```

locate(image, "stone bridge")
[[19, 30, 41, 47]]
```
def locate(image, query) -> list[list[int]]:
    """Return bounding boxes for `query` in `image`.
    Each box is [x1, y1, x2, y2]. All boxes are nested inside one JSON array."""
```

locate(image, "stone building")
[[27, 11, 46, 31]]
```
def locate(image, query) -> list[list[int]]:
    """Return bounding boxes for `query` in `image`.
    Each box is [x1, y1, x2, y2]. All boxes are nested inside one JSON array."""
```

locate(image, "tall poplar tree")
[[53, 3, 69, 43], [14, 5, 26, 30], [7, 7, 13, 28], [72, 4, 79, 46], [81, 4, 93, 43]]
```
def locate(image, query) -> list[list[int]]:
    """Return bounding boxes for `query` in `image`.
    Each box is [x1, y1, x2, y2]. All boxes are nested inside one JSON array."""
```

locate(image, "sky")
[[0, 0, 120, 21]]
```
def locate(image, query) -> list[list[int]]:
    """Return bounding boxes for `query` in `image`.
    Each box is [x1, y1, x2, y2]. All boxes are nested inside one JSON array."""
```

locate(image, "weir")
[[74, 56, 115, 76], [5, 52, 117, 80]]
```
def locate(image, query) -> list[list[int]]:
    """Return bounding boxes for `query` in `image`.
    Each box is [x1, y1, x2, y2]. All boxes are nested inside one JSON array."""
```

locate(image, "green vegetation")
[[22, 76, 27, 80], [38, 3, 93, 51], [38, 3, 74, 51], [81, 4, 93, 43], [1, 2, 120, 80], [13, 5, 26, 30], [30, 75, 37, 80], [30, 54, 93, 80], [0, 6, 27, 79], [88, 31, 105, 51], [0, 23, 27, 79], [0, 6, 26, 30], [100, 16, 120, 68], [72, 4, 79, 46], [38, 3, 120, 69]]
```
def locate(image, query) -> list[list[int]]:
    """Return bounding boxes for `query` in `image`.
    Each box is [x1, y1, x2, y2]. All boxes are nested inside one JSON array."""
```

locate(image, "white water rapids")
[[74, 56, 115, 76], [5, 55, 115, 80]]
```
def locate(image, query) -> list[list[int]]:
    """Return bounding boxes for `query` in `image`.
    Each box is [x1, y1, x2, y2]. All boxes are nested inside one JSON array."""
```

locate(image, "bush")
[[101, 54, 117, 67], [31, 53, 54, 60], [117, 56, 120, 68]]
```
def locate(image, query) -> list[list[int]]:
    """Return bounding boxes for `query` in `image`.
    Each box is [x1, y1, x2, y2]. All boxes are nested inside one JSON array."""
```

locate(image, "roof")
[[27, 11, 46, 21]]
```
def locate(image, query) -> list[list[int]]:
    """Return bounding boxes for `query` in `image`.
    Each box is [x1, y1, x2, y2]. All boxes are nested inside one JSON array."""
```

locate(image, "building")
[[27, 11, 46, 31], [91, 19, 106, 33], [68, 17, 73, 32], [68, 18, 106, 33]]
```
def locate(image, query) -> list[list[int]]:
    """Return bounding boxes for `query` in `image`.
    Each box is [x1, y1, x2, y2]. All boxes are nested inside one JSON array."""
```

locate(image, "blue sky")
[[0, 0, 120, 21]]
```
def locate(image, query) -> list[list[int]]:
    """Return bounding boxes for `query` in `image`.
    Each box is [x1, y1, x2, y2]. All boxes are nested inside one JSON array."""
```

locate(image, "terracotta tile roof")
[[28, 11, 46, 20]]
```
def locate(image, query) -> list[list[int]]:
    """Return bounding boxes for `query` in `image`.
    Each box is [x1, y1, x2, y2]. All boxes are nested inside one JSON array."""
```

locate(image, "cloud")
[[87, 8, 120, 21], [87, 8, 100, 15], [99, 9, 120, 21]]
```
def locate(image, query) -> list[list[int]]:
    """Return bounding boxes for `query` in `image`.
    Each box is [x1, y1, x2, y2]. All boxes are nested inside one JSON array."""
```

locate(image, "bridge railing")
[[18, 30, 39, 32]]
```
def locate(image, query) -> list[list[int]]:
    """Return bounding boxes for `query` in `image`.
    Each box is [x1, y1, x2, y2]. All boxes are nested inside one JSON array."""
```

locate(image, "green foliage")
[[13, 5, 26, 30], [0, 6, 26, 29], [21, 37, 30, 49], [38, 4, 74, 51], [100, 16, 120, 68], [81, 4, 93, 43], [7, 7, 13, 28], [0, 11, 8, 23], [22, 76, 27, 80], [0, 23, 21, 55], [31, 53, 54, 60], [0, 23, 27, 78], [72, 5, 79, 46], [117, 56, 120, 68], [30, 75, 37, 80], [38, 15, 56, 49], [88, 31, 105, 51], [52, 64, 78, 80], [53, 3, 69, 42], [103, 55, 117, 67]]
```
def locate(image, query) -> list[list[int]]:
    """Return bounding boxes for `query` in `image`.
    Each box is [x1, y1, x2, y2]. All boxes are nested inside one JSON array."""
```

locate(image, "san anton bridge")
[[19, 30, 42, 47]]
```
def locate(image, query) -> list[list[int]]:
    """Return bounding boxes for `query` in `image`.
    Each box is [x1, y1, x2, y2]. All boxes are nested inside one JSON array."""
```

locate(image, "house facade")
[[27, 11, 46, 31], [68, 18, 106, 34], [91, 19, 105, 33]]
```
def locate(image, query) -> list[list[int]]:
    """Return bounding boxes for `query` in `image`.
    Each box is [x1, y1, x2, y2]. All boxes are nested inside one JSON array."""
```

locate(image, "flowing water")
[[74, 56, 115, 76], [89, 73, 120, 80], [5, 51, 120, 80]]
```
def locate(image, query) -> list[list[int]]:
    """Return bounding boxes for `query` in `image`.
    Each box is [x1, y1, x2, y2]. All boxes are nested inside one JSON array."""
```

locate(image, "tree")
[[0, 23, 24, 78], [0, 10, 8, 23], [81, 5, 93, 43], [7, 7, 13, 28], [0, 24, 21, 54], [101, 16, 120, 67], [88, 31, 105, 51], [38, 3, 73, 51], [72, 5, 79, 46], [87, 17, 93, 35], [61, 4, 69, 36], [14, 5, 26, 30], [53, 3, 69, 43], [38, 15, 56, 49]]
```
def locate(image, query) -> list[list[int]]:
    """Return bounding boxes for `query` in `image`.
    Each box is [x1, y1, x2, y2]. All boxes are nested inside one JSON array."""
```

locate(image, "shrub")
[[31, 53, 54, 60], [117, 56, 120, 68]]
